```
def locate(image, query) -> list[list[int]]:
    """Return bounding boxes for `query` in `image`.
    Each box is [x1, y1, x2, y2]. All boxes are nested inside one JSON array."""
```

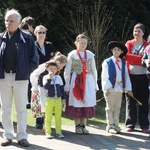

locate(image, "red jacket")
[[125, 39, 149, 66]]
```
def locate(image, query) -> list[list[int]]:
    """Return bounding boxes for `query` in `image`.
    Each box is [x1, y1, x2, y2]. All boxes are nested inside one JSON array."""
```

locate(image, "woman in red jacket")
[[125, 23, 149, 133]]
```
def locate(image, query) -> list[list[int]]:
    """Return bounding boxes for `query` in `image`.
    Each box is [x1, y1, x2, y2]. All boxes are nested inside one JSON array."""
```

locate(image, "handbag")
[[31, 93, 44, 118]]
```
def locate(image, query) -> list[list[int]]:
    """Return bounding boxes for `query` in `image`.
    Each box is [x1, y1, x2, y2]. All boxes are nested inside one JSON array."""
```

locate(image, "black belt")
[[5, 69, 16, 74]]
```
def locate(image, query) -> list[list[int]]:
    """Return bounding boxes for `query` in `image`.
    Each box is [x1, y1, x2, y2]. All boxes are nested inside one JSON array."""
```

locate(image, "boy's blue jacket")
[[0, 29, 39, 80]]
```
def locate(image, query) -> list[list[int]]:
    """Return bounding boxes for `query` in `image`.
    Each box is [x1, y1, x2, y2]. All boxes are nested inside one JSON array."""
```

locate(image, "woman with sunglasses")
[[34, 25, 56, 129], [34, 25, 55, 64]]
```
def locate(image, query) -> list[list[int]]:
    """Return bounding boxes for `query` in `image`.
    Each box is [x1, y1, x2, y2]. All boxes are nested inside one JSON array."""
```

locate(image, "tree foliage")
[[68, 1, 113, 73], [1, 0, 150, 48], [104, 0, 150, 40]]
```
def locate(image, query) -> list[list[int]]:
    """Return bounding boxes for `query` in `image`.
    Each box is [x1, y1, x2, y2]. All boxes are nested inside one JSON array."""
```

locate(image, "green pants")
[[45, 97, 62, 134]]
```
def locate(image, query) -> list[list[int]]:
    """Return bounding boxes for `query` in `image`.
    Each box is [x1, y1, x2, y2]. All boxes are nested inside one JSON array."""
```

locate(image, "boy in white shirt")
[[101, 41, 133, 134]]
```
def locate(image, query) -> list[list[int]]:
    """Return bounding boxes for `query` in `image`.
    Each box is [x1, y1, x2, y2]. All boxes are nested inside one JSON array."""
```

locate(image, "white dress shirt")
[[101, 56, 132, 93]]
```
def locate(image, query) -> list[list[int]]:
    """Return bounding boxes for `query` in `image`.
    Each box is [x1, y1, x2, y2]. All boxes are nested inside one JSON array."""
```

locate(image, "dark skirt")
[[65, 96, 96, 119]]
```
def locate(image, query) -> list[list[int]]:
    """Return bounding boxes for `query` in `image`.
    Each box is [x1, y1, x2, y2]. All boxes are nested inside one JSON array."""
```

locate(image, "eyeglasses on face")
[[37, 31, 46, 34]]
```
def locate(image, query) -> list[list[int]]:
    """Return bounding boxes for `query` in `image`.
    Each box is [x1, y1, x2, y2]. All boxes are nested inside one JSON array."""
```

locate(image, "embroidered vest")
[[106, 57, 126, 88], [71, 58, 93, 74]]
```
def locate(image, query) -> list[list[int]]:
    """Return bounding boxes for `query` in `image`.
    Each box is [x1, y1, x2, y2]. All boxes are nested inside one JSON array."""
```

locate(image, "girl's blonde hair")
[[45, 52, 67, 68], [53, 52, 67, 64], [45, 61, 58, 69], [74, 33, 88, 46]]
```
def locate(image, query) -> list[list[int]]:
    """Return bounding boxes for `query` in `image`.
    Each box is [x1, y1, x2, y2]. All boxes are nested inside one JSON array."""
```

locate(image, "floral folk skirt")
[[31, 93, 45, 118], [65, 96, 96, 119]]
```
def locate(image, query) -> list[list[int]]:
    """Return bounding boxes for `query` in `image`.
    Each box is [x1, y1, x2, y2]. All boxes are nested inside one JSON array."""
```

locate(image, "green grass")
[[12, 102, 75, 126], [12, 96, 126, 128]]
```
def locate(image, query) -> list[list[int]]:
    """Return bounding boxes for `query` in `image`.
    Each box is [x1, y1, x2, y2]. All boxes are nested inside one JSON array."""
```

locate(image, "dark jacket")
[[0, 29, 39, 80], [35, 41, 55, 64], [43, 75, 65, 100]]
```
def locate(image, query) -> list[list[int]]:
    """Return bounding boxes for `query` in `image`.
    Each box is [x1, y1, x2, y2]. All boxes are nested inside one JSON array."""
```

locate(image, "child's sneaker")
[[106, 124, 117, 134], [46, 134, 53, 139], [75, 125, 83, 134], [81, 126, 89, 134], [56, 133, 64, 138], [108, 128, 117, 134], [114, 125, 121, 133]]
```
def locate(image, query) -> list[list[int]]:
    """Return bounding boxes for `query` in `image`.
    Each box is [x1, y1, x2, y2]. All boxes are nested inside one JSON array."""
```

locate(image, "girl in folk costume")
[[101, 41, 133, 134], [64, 33, 99, 134]]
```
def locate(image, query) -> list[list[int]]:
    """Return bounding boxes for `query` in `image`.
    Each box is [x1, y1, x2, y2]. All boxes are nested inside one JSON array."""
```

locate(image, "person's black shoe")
[[35, 117, 43, 129], [18, 139, 29, 147], [26, 103, 31, 109], [35, 123, 43, 129], [1, 138, 12, 146]]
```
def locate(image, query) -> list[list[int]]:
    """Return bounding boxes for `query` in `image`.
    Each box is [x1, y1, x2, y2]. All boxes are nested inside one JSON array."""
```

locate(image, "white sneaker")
[[106, 125, 117, 134], [76, 126, 83, 134], [114, 125, 121, 133], [82, 127, 89, 134], [46, 134, 53, 139], [56, 133, 64, 138], [108, 128, 117, 134]]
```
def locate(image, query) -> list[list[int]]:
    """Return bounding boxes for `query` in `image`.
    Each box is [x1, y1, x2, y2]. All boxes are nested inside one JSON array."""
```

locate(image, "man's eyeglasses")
[[37, 31, 46, 34]]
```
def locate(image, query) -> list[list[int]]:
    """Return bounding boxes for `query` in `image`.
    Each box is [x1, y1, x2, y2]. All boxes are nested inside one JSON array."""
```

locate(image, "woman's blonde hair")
[[74, 33, 88, 46], [34, 25, 47, 36]]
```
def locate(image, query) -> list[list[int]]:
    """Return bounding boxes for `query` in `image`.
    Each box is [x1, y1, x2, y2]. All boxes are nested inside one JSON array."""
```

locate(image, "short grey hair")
[[5, 9, 22, 23]]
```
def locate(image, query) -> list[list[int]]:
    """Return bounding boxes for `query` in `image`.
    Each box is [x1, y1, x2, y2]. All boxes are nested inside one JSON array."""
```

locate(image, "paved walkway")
[[0, 124, 150, 150]]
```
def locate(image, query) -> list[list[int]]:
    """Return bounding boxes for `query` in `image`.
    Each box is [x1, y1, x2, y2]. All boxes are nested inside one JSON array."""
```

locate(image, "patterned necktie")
[[115, 59, 121, 70]]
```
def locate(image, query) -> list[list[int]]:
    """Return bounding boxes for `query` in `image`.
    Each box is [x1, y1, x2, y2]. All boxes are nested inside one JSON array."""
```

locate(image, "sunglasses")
[[37, 31, 46, 34]]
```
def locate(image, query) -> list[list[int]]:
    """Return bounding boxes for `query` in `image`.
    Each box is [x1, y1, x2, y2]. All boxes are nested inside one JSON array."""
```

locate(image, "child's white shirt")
[[30, 63, 46, 91], [101, 56, 132, 93]]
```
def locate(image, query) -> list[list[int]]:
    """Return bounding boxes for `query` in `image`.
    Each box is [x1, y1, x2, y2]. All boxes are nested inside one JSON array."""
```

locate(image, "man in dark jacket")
[[0, 9, 39, 147]]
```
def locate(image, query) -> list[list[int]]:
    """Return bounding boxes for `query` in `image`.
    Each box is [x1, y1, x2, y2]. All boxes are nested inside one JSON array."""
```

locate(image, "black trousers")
[[125, 74, 149, 129]]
